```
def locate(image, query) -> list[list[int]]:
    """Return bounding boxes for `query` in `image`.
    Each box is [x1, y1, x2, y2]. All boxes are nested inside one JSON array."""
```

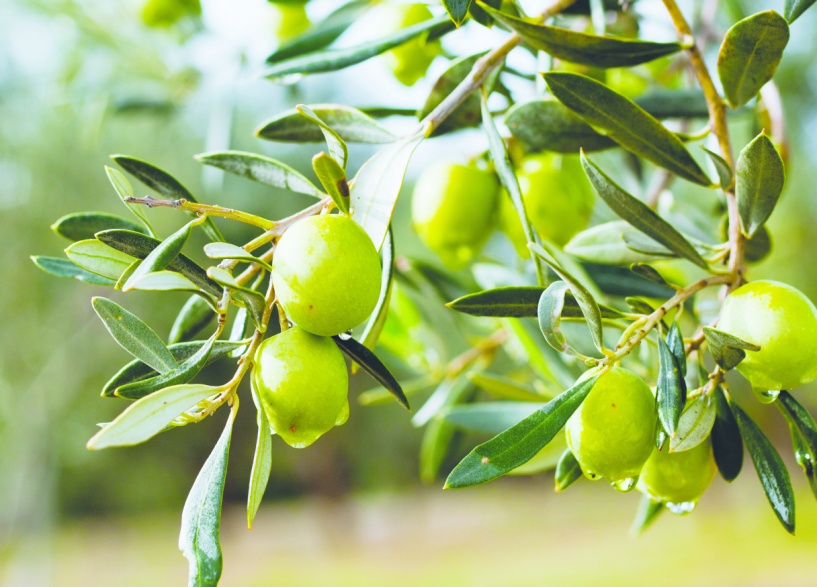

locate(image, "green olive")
[[272, 214, 381, 336], [411, 162, 500, 270], [382, 3, 442, 86], [565, 367, 656, 485], [637, 440, 716, 509], [140, 0, 200, 28], [252, 327, 349, 448], [272, 2, 310, 40], [718, 280, 817, 393]]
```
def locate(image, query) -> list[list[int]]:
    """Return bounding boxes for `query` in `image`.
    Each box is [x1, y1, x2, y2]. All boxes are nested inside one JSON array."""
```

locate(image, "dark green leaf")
[[631, 263, 674, 290], [555, 448, 583, 492], [102, 340, 246, 397], [731, 401, 795, 534], [703, 326, 760, 371], [123, 219, 198, 291], [169, 296, 217, 345], [785, 0, 817, 23], [115, 334, 217, 400], [31, 256, 116, 286], [96, 229, 222, 297], [626, 297, 658, 316], [256, 104, 396, 144], [51, 212, 145, 241], [262, 16, 454, 79], [505, 99, 615, 154], [736, 132, 785, 238], [444, 373, 599, 488], [538, 281, 571, 354], [333, 336, 409, 410], [633, 89, 710, 120], [92, 297, 177, 374], [667, 322, 686, 377], [711, 386, 743, 481], [312, 152, 350, 213], [419, 53, 485, 136], [657, 337, 687, 437], [701, 147, 733, 188], [717, 11, 789, 108], [111, 154, 224, 243], [180, 411, 234, 587], [298, 105, 348, 169], [545, 73, 712, 186], [580, 154, 709, 268], [631, 495, 664, 535], [777, 391, 817, 498], [442, 0, 471, 26], [442, 402, 546, 434], [479, 2, 681, 68], [64, 239, 135, 281], [583, 262, 675, 299], [195, 151, 324, 199]]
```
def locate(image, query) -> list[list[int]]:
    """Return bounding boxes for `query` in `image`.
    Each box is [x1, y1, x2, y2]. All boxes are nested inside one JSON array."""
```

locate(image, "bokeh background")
[[2, 0, 817, 585]]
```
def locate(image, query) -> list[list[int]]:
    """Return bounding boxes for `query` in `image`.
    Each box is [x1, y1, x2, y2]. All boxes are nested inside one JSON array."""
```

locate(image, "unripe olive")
[[718, 280, 817, 393], [382, 3, 442, 86], [500, 153, 594, 252], [272, 214, 381, 336], [271, 2, 310, 41], [411, 162, 500, 270], [252, 327, 349, 448], [565, 367, 656, 485], [140, 0, 200, 28], [637, 440, 716, 509]]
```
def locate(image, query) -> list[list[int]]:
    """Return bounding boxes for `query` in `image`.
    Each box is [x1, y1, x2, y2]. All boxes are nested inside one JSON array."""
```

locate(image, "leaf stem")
[[124, 196, 275, 230]]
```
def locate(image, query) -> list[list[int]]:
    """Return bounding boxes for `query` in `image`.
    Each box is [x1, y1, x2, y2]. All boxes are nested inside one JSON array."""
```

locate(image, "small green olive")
[[252, 327, 349, 448], [637, 440, 716, 508], [382, 3, 442, 86], [140, 0, 200, 28], [272, 214, 381, 337]]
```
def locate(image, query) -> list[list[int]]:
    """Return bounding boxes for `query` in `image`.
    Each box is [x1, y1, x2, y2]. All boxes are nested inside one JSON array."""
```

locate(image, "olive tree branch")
[[124, 195, 275, 230]]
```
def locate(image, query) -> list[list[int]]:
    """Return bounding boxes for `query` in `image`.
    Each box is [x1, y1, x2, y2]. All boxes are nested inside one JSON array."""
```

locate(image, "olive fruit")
[[565, 367, 656, 486], [637, 440, 716, 511], [382, 3, 442, 86], [500, 153, 594, 253], [411, 163, 500, 270], [718, 280, 817, 393], [252, 327, 349, 448], [272, 214, 381, 337], [140, 0, 200, 28], [271, 2, 310, 41]]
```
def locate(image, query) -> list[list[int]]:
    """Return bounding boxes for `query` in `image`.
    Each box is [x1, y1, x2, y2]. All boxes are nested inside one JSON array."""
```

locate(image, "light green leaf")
[[670, 396, 716, 453], [180, 409, 235, 587], [123, 219, 199, 291], [203, 243, 272, 271], [442, 402, 546, 434], [256, 104, 396, 144], [565, 221, 674, 265], [555, 448, 582, 492], [313, 152, 350, 214], [544, 73, 711, 186], [105, 166, 156, 236], [87, 384, 220, 449], [31, 256, 116, 286], [206, 267, 266, 330], [359, 227, 395, 351], [248, 384, 272, 529], [468, 372, 551, 402], [701, 147, 733, 188], [51, 212, 146, 242], [195, 151, 325, 199], [631, 495, 664, 535], [717, 11, 789, 108], [65, 239, 135, 281], [299, 105, 348, 169], [538, 281, 571, 355], [736, 132, 785, 237]]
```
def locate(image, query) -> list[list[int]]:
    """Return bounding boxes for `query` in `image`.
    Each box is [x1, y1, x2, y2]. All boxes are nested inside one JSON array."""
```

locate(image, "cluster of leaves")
[[31, 0, 817, 584]]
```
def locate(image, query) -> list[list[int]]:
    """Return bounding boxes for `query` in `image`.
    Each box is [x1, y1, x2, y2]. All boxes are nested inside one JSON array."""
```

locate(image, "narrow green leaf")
[[580, 154, 709, 268], [565, 221, 673, 265], [544, 73, 711, 186], [123, 219, 199, 291], [298, 105, 348, 169], [785, 0, 817, 23], [206, 268, 266, 330], [634, 89, 710, 120], [776, 391, 817, 498], [65, 239, 135, 281], [92, 297, 177, 374], [203, 243, 272, 271], [711, 386, 743, 481], [538, 281, 571, 355], [630, 264, 675, 290], [667, 322, 686, 377], [506, 99, 615, 154], [312, 152, 350, 214], [96, 229, 222, 297], [419, 52, 485, 136], [448, 286, 543, 317], [51, 212, 146, 241], [31, 256, 116, 286], [228, 308, 251, 359], [670, 396, 716, 453], [657, 337, 686, 437], [180, 410, 234, 587], [262, 16, 454, 79], [480, 3, 681, 67], [360, 227, 395, 351], [717, 11, 789, 108], [468, 372, 550, 402], [631, 495, 664, 535], [128, 272, 213, 306], [248, 384, 272, 529], [333, 335, 409, 410], [87, 384, 220, 449], [703, 326, 760, 371], [736, 132, 785, 238], [584, 262, 676, 299], [442, 402, 546, 434], [350, 131, 423, 251], [105, 166, 156, 236], [555, 448, 583, 492], [256, 104, 396, 144], [530, 243, 604, 354], [444, 373, 599, 488], [442, 0, 470, 26], [195, 151, 325, 199], [482, 95, 544, 284], [701, 147, 733, 188], [102, 341, 245, 397], [115, 333, 217, 400], [507, 437, 567, 476], [731, 401, 795, 534], [112, 155, 224, 243]]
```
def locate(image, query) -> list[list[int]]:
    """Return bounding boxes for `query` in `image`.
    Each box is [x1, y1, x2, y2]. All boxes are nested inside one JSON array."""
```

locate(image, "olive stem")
[[123, 195, 275, 230]]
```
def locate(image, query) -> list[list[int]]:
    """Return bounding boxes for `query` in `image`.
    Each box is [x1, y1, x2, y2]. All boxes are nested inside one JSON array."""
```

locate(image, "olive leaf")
[[717, 11, 789, 108], [468, 372, 551, 402], [299, 104, 348, 169], [359, 227, 395, 352], [105, 166, 156, 236], [65, 239, 136, 281], [631, 264, 675, 290], [442, 402, 546, 434], [666, 322, 687, 377], [657, 337, 687, 437], [51, 212, 146, 242], [206, 267, 266, 330], [31, 256, 117, 286], [123, 219, 199, 291], [580, 154, 709, 269], [538, 281, 573, 355], [776, 391, 817, 498], [736, 132, 785, 238], [247, 383, 272, 530], [701, 147, 733, 189], [180, 409, 235, 587], [631, 496, 664, 535], [505, 99, 615, 154], [703, 327, 760, 371], [203, 243, 272, 272], [333, 335, 409, 410], [555, 448, 583, 492], [583, 262, 675, 299], [111, 154, 224, 243], [711, 386, 743, 482], [312, 152, 350, 214], [444, 372, 600, 488], [565, 221, 674, 265], [544, 73, 711, 186], [419, 52, 485, 135], [669, 395, 716, 453], [479, 2, 681, 68], [785, 0, 817, 23], [256, 104, 396, 144], [442, 0, 471, 26]]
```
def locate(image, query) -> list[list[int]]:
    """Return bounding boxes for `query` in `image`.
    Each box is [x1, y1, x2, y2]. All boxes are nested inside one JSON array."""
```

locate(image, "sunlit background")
[[2, 0, 817, 585]]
